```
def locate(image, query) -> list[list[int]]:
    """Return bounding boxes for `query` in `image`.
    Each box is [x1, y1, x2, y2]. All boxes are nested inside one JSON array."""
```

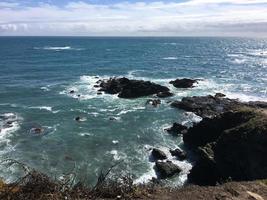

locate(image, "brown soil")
[[147, 181, 267, 200]]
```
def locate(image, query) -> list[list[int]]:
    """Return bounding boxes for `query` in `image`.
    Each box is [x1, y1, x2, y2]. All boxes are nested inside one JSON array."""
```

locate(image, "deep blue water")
[[0, 37, 266, 185]]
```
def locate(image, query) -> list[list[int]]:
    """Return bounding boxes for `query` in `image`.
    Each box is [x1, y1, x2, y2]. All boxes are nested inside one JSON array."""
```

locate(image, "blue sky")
[[1, 0, 267, 36]]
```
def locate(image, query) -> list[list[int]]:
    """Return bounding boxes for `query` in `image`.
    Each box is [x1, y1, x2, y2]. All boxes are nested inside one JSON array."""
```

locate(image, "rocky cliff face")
[[185, 109, 267, 185]]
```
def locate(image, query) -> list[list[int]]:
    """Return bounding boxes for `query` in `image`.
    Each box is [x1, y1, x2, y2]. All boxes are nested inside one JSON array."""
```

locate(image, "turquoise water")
[[0, 37, 266, 185]]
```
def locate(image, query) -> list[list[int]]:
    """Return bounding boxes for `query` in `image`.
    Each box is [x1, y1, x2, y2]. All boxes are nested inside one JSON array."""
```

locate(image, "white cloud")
[[0, 0, 267, 36]]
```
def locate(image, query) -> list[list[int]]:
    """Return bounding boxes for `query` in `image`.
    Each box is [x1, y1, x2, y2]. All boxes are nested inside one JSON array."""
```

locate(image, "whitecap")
[[162, 57, 178, 60], [231, 58, 247, 64], [40, 86, 50, 91], [112, 140, 119, 144], [29, 106, 53, 112], [43, 46, 71, 50]]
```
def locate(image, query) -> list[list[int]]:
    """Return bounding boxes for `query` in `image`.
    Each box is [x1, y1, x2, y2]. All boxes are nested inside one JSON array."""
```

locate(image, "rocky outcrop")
[[165, 123, 188, 135], [170, 78, 198, 88], [156, 91, 174, 98], [98, 77, 170, 98], [151, 148, 167, 160], [171, 95, 267, 118], [185, 109, 267, 185], [170, 148, 187, 160], [183, 111, 256, 147], [155, 161, 182, 178]]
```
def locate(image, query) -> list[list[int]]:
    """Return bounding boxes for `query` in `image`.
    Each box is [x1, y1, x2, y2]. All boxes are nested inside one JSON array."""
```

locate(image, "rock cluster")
[[98, 77, 170, 98]]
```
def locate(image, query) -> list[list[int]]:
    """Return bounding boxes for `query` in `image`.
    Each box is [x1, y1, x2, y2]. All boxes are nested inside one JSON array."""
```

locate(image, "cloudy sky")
[[0, 0, 267, 36]]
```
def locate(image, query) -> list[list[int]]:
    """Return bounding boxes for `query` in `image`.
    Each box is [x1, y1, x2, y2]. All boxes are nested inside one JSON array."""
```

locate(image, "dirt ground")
[[146, 181, 267, 200]]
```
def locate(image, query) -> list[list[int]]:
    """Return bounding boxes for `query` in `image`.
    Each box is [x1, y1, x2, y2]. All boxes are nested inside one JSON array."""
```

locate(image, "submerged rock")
[[98, 77, 170, 98], [151, 148, 167, 160], [165, 123, 188, 135], [30, 127, 44, 135], [170, 148, 187, 160], [146, 99, 161, 107], [186, 109, 267, 185], [155, 161, 182, 179], [169, 78, 198, 88]]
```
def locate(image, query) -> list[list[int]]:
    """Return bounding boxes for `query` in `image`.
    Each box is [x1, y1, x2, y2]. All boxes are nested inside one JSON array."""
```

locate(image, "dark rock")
[[77, 94, 81, 97], [75, 116, 81, 121], [69, 90, 75, 94], [156, 91, 174, 98], [151, 148, 167, 160], [146, 99, 161, 107], [215, 93, 226, 98], [183, 111, 255, 147], [170, 78, 198, 88], [247, 101, 267, 109], [97, 92, 102, 95], [171, 95, 244, 118], [170, 148, 187, 160], [186, 109, 267, 185], [155, 161, 182, 178], [171, 95, 267, 119], [99, 77, 170, 98], [30, 127, 44, 135], [94, 85, 100, 88], [165, 123, 188, 135]]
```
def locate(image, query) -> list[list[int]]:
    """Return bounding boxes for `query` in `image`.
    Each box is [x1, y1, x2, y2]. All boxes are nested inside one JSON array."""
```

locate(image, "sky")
[[0, 0, 267, 36]]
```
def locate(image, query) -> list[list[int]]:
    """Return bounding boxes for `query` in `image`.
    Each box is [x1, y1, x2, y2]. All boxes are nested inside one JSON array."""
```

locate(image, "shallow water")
[[0, 37, 266, 185]]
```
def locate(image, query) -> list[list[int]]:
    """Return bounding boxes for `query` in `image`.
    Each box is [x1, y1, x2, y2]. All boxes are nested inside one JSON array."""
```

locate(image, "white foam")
[[109, 150, 120, 161], [79, 132, 93, 137], [112, 140, 119, 144], [224, 92, 267, 102], [40, 86, 50, 91], [247, 49, 267, 57], [0, 113, 21, 140], [231, 58, 247, 64], [162, 57, 178, 60], [29, 106, 53, 112]]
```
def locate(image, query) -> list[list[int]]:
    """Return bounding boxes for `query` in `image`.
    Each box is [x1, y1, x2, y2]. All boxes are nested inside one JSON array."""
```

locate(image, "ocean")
[[0, 37, 266, 186]]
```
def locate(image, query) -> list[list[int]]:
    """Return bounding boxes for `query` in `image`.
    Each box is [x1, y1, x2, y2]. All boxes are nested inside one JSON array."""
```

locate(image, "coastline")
[[1, 76, 267, 199]]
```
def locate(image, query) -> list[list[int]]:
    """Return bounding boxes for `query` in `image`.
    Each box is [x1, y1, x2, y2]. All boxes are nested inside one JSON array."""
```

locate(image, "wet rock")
[[30, 127, 44, 135], [171, 95, 244, 118], [169, 78, 198, 88], [69, 90, 75, 94], [94, 85, 100, 88], [146, 99, 161, 107], [155, 160, 182, 178], [75, 116, 81, 121], [186, 109, 267, 185], [165, 123, 188, 135], [171, 95, 267, 119], [97, 92, 102, 95], [156, 91, 174, 98], [215, 93, 226, 98], [99, 77, 170, 98], [170, 148, 187, 160], [151, 148, 167, 160]]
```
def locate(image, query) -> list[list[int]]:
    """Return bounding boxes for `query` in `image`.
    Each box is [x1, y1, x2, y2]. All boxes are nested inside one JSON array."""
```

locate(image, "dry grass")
[[0, 159, 156, 200]]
